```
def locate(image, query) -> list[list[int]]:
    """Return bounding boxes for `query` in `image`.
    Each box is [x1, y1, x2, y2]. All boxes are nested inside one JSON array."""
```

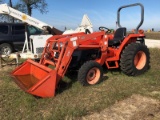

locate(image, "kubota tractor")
[[11, 3, 150, 98]]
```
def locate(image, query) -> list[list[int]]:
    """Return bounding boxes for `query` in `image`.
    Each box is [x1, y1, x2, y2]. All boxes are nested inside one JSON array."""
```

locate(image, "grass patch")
[[0, 48, 160, 120]]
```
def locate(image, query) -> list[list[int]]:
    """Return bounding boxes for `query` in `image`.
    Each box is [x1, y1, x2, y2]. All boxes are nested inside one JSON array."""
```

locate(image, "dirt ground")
[[81, 94, 160, 120]]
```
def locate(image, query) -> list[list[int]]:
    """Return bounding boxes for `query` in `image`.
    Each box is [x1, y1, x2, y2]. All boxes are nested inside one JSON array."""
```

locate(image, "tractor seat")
[[108, 27, 126, 46]]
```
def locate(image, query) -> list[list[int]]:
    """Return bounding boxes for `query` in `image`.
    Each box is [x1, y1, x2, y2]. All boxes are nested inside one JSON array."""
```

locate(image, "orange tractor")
[[11, 3, 150, 98]]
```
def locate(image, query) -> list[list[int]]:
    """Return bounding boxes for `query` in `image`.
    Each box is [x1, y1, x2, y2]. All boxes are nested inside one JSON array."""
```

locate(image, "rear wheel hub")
[[134, 51, 146, 70]]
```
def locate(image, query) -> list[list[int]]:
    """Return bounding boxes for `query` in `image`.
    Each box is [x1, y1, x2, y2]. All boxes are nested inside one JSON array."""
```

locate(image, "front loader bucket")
[[11, 59, 57, 98]]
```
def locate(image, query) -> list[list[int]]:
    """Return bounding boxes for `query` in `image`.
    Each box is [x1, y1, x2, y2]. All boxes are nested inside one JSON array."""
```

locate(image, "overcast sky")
[[9, 0, 160, 31]]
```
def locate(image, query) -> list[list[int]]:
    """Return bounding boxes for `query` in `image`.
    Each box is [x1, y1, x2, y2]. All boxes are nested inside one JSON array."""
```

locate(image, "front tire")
[[120, 43, 150, 76], [78, 61, 103, 86]]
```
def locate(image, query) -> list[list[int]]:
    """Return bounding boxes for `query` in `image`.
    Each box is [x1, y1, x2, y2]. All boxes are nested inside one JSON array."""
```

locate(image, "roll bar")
[[117, 3, 144, 33]]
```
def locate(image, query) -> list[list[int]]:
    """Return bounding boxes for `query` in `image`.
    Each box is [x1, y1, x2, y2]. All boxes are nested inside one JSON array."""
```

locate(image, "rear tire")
[[120, 43, 150, 76], [0, 43, 13, 55], [78, 61, 103, 86]]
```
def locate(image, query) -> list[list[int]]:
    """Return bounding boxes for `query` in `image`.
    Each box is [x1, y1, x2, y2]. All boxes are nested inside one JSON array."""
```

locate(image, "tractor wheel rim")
[[134, 51, 146, 70], [87, 67, 100, 85]]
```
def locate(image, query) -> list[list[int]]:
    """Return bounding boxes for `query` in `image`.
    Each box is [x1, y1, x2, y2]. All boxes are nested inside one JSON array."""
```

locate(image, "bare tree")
[[0, 0, 18, 22], [9, 0, 12, 6], [0, 0, 13, 22], [9, 0, 14, 22], [0, 0, 4, 3], [19, 0, 48, 16], [0, 0, 48, 23]]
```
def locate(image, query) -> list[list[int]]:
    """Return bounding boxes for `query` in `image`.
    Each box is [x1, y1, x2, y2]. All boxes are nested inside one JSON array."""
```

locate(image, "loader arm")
[[40, 31, 108, 84]]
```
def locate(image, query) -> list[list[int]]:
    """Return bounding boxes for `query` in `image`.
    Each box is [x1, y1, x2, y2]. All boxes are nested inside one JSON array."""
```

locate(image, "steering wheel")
[[99, 26, 111, 33]]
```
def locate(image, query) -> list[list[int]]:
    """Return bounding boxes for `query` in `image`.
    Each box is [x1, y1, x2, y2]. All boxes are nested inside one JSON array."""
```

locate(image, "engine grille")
[[36, 47, 44, 54]]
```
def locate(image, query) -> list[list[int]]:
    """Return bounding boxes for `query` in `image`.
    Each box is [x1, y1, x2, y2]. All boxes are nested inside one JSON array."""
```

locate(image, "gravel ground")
[[145, 39, 160, 48], [81, 94, 160, 120]]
